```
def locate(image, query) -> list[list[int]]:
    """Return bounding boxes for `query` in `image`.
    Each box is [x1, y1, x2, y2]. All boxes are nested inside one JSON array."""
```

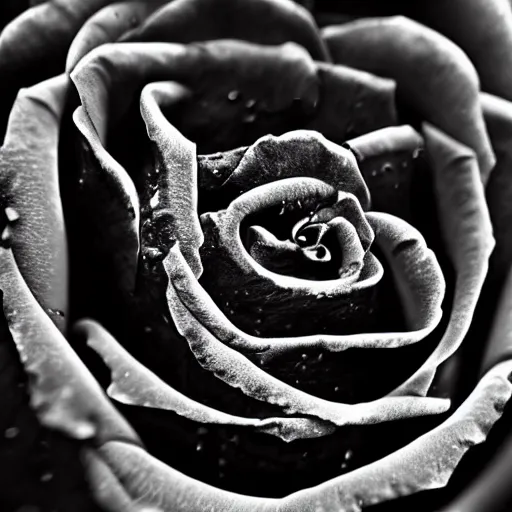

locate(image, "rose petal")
[[0, 245, 140, 446], [390, 124, 494, 397], [345, 125, 427, 223], [80, 318, 335, 442], [409, 0, 512, 101], [66, 0, 169, 72], [164, 242, 450, 427], [74, 105, 141, 293], [306, 62, 397, 143], [140, 81, 203, 277], [322, 16, 496, 182], [482, 92, 512, 281], [121, 0, 330, 62], [0, 0, 118, 135], [0, 74, 69, 329], [83, 359, 512, 511], [366, 212, 444, 332], [71, 40, 319, 149], [216, 130, 370, 210]]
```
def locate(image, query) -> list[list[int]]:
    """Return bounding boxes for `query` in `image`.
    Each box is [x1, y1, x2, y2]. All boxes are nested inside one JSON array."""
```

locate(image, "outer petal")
[[408, 0, 512, 101], [0, 74, 69, 330], [66, 0, 169, 71], [390, 124, 494, 397], [121, 0, 330, 62], [322, 16, 496, 182], [82, 358, 512, 511]]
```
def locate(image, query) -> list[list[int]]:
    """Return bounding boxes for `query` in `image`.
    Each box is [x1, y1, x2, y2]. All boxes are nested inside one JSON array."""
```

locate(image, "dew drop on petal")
[[4, 427, 19, 439], [228, 90, 240, 101], [243, 113, 257, 123], [5, 207, 19, 222], [40, 472, 53, 483]]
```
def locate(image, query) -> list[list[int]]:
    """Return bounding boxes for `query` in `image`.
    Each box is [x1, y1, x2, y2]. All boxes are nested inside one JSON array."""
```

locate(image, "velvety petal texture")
[[1, 0, 512, 511]]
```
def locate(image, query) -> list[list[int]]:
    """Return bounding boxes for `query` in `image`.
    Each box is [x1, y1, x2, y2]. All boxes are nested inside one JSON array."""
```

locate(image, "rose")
[[2, 1, 512, 511]]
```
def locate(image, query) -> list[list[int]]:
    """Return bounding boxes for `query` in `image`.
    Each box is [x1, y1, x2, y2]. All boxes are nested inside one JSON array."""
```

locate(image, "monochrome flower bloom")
[[2, 1, 512, 511]]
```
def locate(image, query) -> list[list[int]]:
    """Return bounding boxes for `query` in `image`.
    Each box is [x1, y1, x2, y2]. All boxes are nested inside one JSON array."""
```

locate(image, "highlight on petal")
[[322, 16, 496, 181], [140, 81, 203, 277], [121, 0, 330, 62], [390, 123, 494, 397], [0, 74, 69, 330], [66, 0, 169, 72], [80, 318, 335, 442], [82, 358, 512, 511], [0, 245, 140, 446]]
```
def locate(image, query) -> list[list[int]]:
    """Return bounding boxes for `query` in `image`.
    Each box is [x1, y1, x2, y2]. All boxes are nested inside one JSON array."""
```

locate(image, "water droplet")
[[334, 386, 340, 392], [1, 225, 12, 246], [227, 90, 240, 101], [230, 434, 239, 444], [5, 207, 19, 222], [254, 329, 261, 336], [220, 443, 228, 452], [371, 170, 378, 177], [256, 307, 263, 314], [5, 427, 19, 439], [302, 451, 308, 458], [212, 168, 220, 175], [301, 354, 308, 360], [245, 99, 256, 109], [301, 364, 307, 371], [244, 290, 249, 296], [78, 178, 84, 185], [382, 163, 393, 173], [40, 472, 53, 483], [285, 323, 292, 330], [354, 101, 363, 109], [144, 326, 152, 333], [229, 309, 235, 316], [345, 449, 353, 460], [412, 148, 422, 159], [218, 458, 227, 467], [394, 183, 400, 189], [123, 371, 130, 378], [243, 113, 256, 123], [47, 308, 65, 317], [196, 442, 203, 451], [316, 292, 326, 299], [341, 462, 348, 469], [255, 318, 262, 325], [197, 427, 208, 436], [317, 353, 324, 362]]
